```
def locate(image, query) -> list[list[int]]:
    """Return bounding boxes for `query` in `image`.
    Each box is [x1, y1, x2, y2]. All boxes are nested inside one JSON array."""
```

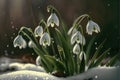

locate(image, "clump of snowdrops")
[[13, 5, 117, 77]]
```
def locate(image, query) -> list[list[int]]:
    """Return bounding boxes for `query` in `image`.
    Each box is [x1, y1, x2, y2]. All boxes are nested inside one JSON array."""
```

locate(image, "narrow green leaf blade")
[[89, 40, 106, 68], [45, 55, 66, 71], [92, 48, 110, 67], [86, 36, 96, 63], [106, 55, 118, 66]]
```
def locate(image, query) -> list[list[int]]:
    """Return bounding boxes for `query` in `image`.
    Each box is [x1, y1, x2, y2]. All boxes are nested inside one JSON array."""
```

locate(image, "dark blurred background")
[[0, 0, 119, 63]]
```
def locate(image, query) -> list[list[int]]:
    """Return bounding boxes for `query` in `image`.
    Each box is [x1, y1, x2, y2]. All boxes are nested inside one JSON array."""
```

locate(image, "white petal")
[[71, 32, 77, 45], [53, 13, 59, 26], [47, 13, 53, 27], [22, 39, 27, 48], [28, 41, 36, 48], [71, 31, 83, 45], [79, 51, 86, 61], [34, 26, 43, 37], [76, 31, 82, 44], [86, 20, 100, 35], [40, 34, 44, 45], [86, 20, 93, 35], [47, 36, 51, 46], [47, 13, 59, 27], [68, 27, 77, 35], [36, 56, 41, 66], [13, 35, 27, 49], [72, 28, 78, 35], [39, 32, 51, 47], [80, 35, 86, 46], [44, 33, 51, 46], [94, 24, 100, 33], [73, 44, 80, 55], [68, 27, 74, 35]]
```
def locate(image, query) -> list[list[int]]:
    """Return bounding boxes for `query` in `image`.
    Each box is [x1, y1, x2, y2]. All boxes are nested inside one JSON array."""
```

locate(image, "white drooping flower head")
[[13, 35, 27, 49], [86, 20, 100, 35], [73, 44, 80, 55], [79, 51, 86, 61], [71, 31, 86, 45], [28, 41, 36, 48], [47, 13, 59, 27], [34, 26, 43, 37], [40, 32, 51, 47]]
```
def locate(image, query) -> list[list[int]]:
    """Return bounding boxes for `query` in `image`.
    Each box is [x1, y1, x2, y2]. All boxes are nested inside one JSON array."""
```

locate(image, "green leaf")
[[55, 28, 75, 75], [57, 45, 65, 62], [79, 54, 86, 73], [45, 55, 66, 72], [40, 59, 50, 72], [88, 40, 106, 68], [106, 55, 118, 66], [91, 48, 110, 67], [33, 47, 54, 72], [19, 27, 39, 46], [86, 36, 96, 63]]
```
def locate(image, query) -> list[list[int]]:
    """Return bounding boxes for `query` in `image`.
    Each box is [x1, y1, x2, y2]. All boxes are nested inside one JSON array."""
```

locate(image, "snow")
[[0, 70, 60, 80], [9, 63, 45, 72], [0, 62, 120, 80], [66, 67, 120, 80]]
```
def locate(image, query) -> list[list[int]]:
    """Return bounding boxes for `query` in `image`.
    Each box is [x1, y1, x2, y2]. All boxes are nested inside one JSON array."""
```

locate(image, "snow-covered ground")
[[0, 70, 60, 80], [0, 60, 120, 80]]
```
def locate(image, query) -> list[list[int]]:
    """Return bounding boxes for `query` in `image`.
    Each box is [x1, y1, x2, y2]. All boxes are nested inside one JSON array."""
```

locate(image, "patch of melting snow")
[[0, 62, 120, 80], [65, 67, 120, 80], [0, 70, 60, 80], [9, 63, 45, 72]]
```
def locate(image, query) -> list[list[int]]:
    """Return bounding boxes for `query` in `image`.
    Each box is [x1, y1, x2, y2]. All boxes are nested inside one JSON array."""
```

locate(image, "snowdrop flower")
[[67, 27, 77, 35], [28, 41, 36, 48], [40, 32, 51, 47], [73, 44, 80, 55], [79, 51, 86, 61], [71, 31, 86, 45], [13, 35, 27, 49], [86, 20, 100, 35], [36, 56, 41, 66], [47, 13, 59, 27], [34, 26, 43, 37]]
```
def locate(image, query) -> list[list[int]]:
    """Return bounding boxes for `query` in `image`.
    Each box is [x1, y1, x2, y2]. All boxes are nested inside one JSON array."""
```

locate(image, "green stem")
[[73, 14, 89, 28], [77, 55, 80, 73]]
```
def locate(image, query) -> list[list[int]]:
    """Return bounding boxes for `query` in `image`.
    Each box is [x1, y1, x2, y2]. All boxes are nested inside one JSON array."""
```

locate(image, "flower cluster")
[[69, 19, 100, 59], [13, 12, 59, 49], [13, 5, 116, 77]]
